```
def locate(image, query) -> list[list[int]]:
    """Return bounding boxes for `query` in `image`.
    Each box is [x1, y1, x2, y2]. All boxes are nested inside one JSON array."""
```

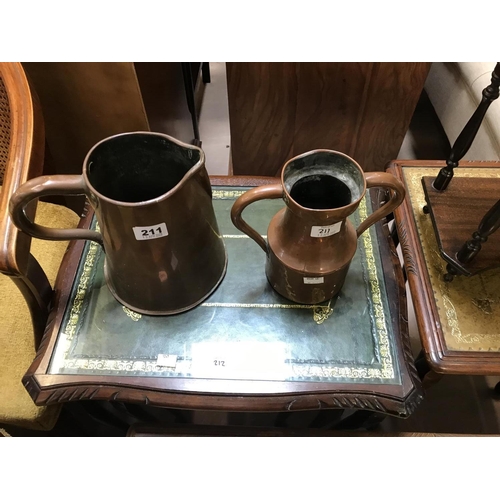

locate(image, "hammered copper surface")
[[403, 167, 500, 351], [9, 132, 227, 315], [231, 150, 405, 304]]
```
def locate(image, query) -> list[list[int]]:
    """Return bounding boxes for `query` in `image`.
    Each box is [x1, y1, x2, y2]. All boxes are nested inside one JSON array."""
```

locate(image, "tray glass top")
[[48, 187, 401, 385]]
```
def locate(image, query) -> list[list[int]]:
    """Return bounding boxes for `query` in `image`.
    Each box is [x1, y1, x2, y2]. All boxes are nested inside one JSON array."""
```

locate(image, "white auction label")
[[133, 222, 168, 241], [310, 222, 342, 238], [190, 341, 290, 380], [156, 354, 177, 368], [303, 277, 324, 284]]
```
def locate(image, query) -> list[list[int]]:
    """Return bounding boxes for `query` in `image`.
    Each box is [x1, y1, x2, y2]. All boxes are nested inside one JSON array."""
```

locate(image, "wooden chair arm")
[[0, 63, 45, 276]]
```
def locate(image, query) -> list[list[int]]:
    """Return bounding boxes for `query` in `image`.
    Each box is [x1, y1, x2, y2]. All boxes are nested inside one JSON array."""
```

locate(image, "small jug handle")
[[230, 184, 284, 253], [9, 175, 103, 244], [356, 171, 405, 238]]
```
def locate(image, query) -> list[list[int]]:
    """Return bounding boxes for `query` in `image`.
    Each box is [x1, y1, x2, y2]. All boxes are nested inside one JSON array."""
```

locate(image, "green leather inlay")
[[49, 187, 401, 384]]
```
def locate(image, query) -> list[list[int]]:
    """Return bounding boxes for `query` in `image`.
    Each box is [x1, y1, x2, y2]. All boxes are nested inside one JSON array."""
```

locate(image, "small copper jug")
[[231, 150, 405, 304], [10, 132, 227, 315]]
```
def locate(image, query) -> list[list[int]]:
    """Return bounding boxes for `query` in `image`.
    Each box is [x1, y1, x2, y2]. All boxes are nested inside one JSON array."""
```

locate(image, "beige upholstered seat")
[[0, 63, 79, 431], [0, 199, 78, 430]]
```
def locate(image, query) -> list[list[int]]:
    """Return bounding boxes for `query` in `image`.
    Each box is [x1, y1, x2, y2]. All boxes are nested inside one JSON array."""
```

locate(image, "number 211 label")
[[310, 221, 342, 238], [133, 223, 168, 240]]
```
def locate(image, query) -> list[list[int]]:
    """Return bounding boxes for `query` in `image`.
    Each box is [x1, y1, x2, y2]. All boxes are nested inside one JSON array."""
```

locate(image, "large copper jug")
[[231, 150, 405, 304], [10, 132, 227, 315]]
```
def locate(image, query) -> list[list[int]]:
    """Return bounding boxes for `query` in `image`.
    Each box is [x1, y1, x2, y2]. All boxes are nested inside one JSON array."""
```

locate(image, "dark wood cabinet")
[[22, 62, 206, 178], [226, 62, 431, 176]]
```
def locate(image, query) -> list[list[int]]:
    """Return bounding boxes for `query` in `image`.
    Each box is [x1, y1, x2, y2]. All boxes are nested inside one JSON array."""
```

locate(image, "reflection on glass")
[[48, 188, 400, 385]]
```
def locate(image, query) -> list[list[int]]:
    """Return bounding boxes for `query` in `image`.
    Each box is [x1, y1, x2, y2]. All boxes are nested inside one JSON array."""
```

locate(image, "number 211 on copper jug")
[[10, 132, 227, 315], [231, 150, 405, 304]]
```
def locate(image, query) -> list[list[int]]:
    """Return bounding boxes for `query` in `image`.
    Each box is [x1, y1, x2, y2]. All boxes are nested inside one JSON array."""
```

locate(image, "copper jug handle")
[[356, 171, 405, 238], [9, 175, 104, 245], [231, 184, 284, 253]]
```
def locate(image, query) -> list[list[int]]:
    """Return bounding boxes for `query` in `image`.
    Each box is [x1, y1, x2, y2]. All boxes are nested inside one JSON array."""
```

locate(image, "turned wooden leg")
[[433, 62, 500, 191], [443, 198, 500, 281], [457, 198, 500, 264]]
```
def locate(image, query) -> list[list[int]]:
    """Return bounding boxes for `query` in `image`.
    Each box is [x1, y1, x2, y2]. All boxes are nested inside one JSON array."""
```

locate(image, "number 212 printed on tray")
[[133, 223, 168, 241]]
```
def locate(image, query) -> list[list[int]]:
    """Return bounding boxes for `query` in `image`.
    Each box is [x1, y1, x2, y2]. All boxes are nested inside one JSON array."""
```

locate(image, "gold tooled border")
[[358, 198, 394, 379], [52, 191, 396, 380], [63, 240, 99, 340]]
